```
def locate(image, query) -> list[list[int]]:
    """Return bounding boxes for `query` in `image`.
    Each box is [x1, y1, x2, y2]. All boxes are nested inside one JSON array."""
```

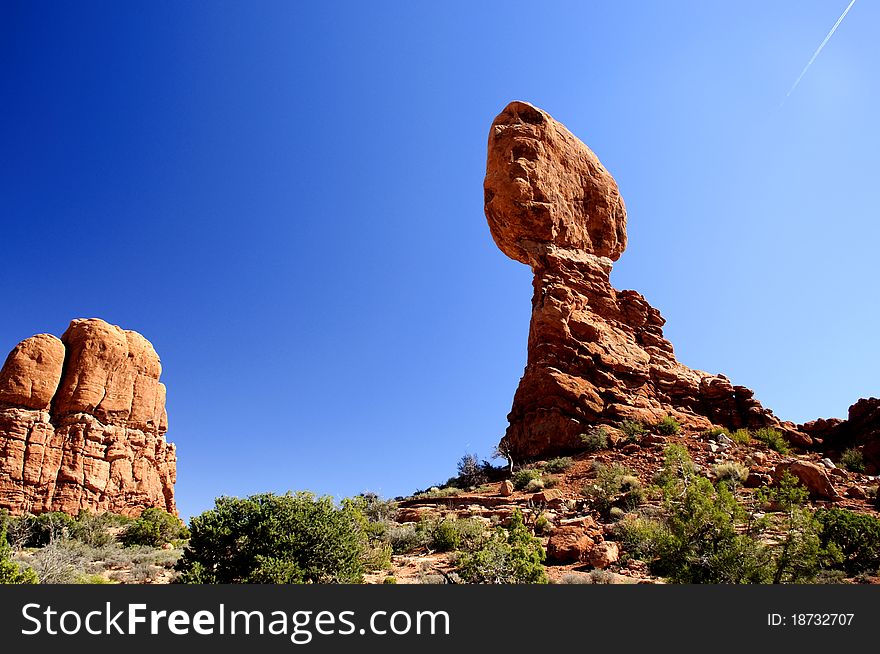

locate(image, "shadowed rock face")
[[0, 319, 176, 516], [485, 101, 804, 459], [801, 398, 880, 474]]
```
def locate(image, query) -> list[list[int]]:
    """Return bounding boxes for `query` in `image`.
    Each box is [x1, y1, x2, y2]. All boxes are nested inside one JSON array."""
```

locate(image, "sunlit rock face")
[[485, 101, 804, 459], [0, 319, 176, 516]]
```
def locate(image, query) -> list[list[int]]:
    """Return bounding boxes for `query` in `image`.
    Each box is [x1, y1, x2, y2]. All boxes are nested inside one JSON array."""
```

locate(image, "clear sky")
[[2, 1, 877, 519]]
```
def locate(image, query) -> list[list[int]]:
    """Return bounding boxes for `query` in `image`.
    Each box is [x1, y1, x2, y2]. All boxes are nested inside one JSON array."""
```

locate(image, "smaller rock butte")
[[484, 101, 809, 460], [0, 318, 176, 516]]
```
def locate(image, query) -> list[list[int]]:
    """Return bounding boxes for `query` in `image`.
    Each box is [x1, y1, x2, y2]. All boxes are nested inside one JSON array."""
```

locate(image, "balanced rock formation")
[[0, 319, 176, 516], [485, 101, 805, 459]]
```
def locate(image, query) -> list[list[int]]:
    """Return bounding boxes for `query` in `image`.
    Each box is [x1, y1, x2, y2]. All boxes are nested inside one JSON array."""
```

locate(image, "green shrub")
[[583, 464, 642, 517], [543, 457, 574, 474], [122, 508, 189, 548], [653, 476, 771, 583], [456, 453, 485, 487], [655, 416, 681, 436], [416, 486, 461, 499], [387, 524, 428, 554], [753, 428, 789, 454], [815, 508, 880, 575], [608, 507, 626, 522], [75, 573, 112, 585], [512, 469, 542, 491], [839, 449, 866, 473], [559, 572, 591, 584], [69, 510, 121, 548], [456, 510, 547, 584], [714, 462, 749, 488], [5, 512, 75, 549], [653, 443, 697, 488], [618, 420, 645, 441], [534, 513, 552, 535], [383, 576, 397, 584], [425, 517, 486, 553], [730, 429, 752, 445], [700, 427, 728, 440], [0, 523, 38, 584], [580, 427, 608, 453], [524, 478, 545, 493], [175, 492, 365, 584]]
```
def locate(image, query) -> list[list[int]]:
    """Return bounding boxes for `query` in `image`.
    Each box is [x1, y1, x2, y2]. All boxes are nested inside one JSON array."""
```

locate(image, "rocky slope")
[[376, 425, 880, 584], [0, 319, 176, 516], [484, 101, 809, 460]]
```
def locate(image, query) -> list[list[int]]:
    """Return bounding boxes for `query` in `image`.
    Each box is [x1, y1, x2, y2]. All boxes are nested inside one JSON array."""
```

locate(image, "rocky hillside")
[[366, 422, 880, 584], [0, 319, 176, 516]]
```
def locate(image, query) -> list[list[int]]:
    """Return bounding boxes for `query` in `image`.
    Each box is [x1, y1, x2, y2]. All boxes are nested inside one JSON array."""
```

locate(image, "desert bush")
[[543, 457, 574, 473], [618, 420, 645, 441], [456, 510, 547, 584], [753, 428, 789, 454], [0, 522, 38, 584], [589, 569, 616, 584], [608, 506, 626, 522], [814, 569, 848, 584], [730, 428, 752, 445], [69, 510, 119, 548], [583, 464, 642, 517], [653, 443, 697, 488], [419, 574, 446, 584], [175, 492, 365, 584], [700, 427, 728, 440], [655, 416, 681, 436], [122, 508, 189, 548], [387, 524, 428, 554], [559, 572, 591, 584], [456, 453, 484, 487], [76, 573, 112, 584], [5, 512, 75, 549], [815, 508, 880, 576], [362, 542, 393, 571], [382, 576, 397, 584], [653, 475, 771, 583], [512, 469, 542, 491], [839, 448, 866, 473], [714, 462, 749, 488], [525, 478, 545, 492], [350, 492, 397, 524], [416, 486, 461, 499], [580, 427, 609, 453], [533, 513, 552, 535], [344, 494, 399, 570], [23, 541, 82, 584], [613, 515, 669, 562], [425, 517, 486, 553]]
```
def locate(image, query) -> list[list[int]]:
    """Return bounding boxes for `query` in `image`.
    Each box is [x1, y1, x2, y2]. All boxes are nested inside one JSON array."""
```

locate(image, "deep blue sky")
[[2, 2, 877, 519]]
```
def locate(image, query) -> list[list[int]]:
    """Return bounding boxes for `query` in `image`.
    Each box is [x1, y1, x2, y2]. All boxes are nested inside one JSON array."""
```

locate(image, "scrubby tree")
[[0, 522, 38, 584], [175, 492, 364, 584], [456, 510, 547, 584], [121, 508, 189, 548]]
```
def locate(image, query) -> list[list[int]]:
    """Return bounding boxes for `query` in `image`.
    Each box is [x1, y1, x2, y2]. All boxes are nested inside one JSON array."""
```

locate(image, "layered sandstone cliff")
[[485, 101, 807, 459], [0, 319, 176, 516]]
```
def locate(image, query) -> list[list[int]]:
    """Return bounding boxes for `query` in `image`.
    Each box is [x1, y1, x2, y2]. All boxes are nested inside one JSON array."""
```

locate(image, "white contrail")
[[786, 0, 857, 98]]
